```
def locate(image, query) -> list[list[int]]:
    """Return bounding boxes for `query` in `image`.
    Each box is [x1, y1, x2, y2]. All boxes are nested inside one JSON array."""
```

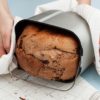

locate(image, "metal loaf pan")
[[15, 10, 94, 83]]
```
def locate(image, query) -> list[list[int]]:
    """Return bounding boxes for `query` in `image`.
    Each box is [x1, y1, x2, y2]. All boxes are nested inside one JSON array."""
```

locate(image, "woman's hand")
[[77, 0, 91, 4], [0, 0, 13, 56]]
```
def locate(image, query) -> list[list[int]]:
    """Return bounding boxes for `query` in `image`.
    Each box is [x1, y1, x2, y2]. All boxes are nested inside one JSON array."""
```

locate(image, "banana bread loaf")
[[16, 25, 79, 81]]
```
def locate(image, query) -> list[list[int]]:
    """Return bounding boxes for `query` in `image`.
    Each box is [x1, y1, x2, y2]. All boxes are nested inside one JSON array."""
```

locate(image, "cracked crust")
[[16, 25, 79, 81]]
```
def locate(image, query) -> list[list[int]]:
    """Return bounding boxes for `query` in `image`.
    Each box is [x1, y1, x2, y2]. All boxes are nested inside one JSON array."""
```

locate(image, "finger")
[[0, 34, 6, 56], [77, 0, 91, 5], [2, 32, 11, 53]]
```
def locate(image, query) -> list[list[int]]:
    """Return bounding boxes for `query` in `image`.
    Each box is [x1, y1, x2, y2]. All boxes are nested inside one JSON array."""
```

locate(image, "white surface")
[[0, 69, 97, 100]]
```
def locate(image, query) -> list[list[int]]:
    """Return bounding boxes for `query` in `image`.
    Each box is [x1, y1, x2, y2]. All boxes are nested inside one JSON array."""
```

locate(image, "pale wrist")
[[77, 0, 91, 5]]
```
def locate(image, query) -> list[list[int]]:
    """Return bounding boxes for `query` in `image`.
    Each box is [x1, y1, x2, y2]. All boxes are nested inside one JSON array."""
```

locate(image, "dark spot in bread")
[[42, 60, 49, 64], [18, 39, 23, 48]]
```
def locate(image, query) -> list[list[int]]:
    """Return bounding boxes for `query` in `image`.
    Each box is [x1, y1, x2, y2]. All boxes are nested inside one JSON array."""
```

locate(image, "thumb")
[[3, 32, 11, 53], [0, 33, 6, 56]]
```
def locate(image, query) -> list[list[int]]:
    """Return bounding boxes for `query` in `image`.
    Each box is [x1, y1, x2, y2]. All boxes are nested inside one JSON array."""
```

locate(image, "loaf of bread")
[[16, 25, 79, 81]]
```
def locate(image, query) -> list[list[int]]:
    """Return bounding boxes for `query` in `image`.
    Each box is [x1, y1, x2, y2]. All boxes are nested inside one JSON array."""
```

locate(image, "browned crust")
[[16, 25, 79, 81]]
